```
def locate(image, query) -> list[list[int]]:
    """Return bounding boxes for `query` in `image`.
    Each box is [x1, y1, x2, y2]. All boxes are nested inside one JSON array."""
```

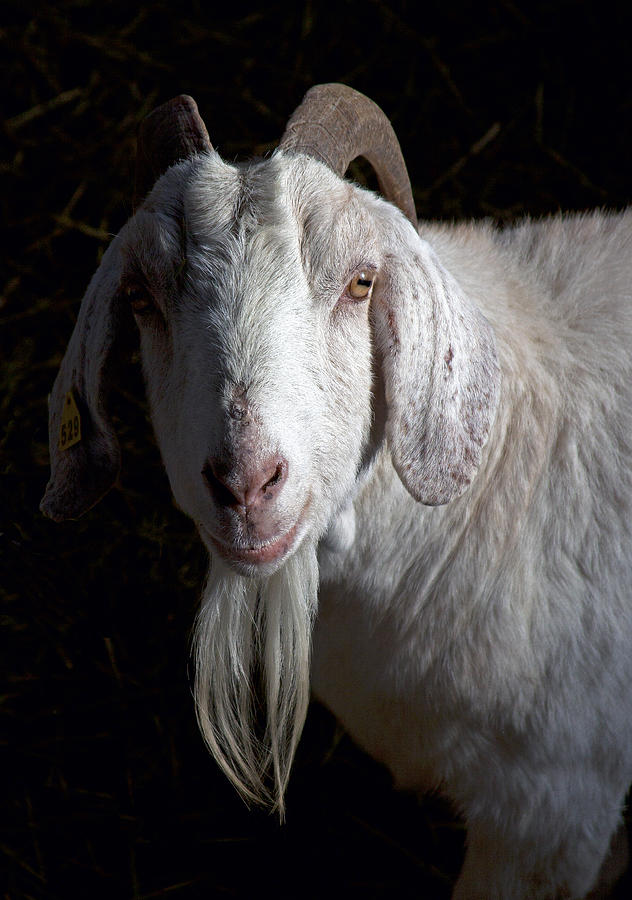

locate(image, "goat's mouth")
[[200, 496, 311, 574]]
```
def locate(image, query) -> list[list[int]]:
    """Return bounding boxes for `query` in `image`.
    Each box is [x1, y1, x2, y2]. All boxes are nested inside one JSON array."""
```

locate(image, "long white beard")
[[192, 541, 319, 815]]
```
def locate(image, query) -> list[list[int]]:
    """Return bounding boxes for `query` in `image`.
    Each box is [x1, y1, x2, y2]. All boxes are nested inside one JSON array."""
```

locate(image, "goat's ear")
[[40, 241, 130, 521], [373, 224, 501, 506]]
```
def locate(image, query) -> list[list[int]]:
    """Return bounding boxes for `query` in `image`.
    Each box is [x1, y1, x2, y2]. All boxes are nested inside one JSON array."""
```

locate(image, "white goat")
[[41, 85, 632, 898]]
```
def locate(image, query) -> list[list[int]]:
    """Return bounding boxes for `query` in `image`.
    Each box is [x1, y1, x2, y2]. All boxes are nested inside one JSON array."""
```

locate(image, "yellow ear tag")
[[59, 391, 82, 451]]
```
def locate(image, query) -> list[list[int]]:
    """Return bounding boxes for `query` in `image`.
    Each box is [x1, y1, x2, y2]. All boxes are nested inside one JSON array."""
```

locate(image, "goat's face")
[[40, 146, 500, 568], [126, 152, 379, 575]]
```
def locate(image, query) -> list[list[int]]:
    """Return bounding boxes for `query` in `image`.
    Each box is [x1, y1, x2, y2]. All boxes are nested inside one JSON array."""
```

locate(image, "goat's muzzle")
[[200, 452, 309, 572]]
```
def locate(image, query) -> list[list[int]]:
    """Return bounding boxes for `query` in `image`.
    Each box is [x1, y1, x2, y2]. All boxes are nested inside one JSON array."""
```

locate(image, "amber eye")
[[124, 282, 154, 316], [347, 270, 376, 301]]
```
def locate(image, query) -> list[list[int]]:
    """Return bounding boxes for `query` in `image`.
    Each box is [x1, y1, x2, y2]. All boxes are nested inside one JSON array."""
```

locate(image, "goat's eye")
[[346, 270, 376, 301], [124, 283, 154, 316]]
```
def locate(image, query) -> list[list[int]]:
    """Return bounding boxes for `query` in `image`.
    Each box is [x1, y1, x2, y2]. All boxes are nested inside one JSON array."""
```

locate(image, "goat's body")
[[313, 211, 632, 897], [42, 84, 632, 897]]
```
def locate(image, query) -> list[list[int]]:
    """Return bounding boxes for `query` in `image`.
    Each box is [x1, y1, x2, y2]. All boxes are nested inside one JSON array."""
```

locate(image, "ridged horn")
[[279, 83, 417, 228], [134, 94, 213, 210]]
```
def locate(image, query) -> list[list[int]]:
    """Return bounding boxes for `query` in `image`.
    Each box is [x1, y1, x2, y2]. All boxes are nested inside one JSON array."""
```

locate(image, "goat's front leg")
[[452, 787, 627, 899]]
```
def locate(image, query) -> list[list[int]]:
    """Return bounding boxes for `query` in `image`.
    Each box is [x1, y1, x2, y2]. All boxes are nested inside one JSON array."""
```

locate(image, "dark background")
[[3, 1, 632, 898]]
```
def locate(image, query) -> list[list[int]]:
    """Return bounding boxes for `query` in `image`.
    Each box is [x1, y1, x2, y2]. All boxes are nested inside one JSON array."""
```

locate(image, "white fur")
[[43, 148, 632, 898]]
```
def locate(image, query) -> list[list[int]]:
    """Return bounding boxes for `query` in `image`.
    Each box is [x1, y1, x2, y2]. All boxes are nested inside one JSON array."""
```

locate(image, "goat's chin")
[[192, 538, 319, 816]]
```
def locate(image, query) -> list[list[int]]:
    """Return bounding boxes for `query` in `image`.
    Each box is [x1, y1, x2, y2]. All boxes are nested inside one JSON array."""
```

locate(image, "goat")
[[41, 85, 632, 898]]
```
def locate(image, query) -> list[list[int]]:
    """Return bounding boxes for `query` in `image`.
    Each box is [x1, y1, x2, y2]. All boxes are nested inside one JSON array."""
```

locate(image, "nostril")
[[262, 461, 287, 494], [202, 460, 242, 508], [243, 457, 288, 506]]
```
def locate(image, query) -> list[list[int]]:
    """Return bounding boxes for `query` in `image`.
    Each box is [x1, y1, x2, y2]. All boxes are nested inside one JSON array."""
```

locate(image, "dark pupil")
[[358, 278, 371, 287], [129, 287, 146, 304]]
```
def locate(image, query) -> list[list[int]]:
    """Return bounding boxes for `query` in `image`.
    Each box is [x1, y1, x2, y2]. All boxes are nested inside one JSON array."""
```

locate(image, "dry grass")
[[3, 1, 632, 897]]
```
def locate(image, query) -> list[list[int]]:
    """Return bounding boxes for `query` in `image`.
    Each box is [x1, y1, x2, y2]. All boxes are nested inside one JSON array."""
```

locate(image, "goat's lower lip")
[[210, 526, 298, 565], [202, 499, 310, 568]]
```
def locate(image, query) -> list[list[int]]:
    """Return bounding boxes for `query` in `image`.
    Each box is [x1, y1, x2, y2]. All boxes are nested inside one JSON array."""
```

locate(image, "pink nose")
[[203, 455, 288, 511]]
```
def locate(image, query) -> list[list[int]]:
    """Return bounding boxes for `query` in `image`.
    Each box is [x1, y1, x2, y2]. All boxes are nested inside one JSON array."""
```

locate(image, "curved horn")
[[279, 83, 417, 228], [134, 94, 213, 209]]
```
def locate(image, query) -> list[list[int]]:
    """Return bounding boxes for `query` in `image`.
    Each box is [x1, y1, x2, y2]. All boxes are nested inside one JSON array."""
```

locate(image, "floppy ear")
[[40, 94, 213, 522], [40, 243, 130, 521], [373, 223, 501, 506]]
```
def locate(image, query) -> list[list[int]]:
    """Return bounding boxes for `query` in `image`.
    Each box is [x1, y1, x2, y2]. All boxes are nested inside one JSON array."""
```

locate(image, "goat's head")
[[41, 85, 500, 810]]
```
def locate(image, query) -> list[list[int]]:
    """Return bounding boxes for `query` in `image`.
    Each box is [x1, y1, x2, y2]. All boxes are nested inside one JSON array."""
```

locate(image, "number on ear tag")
[[59, 391, 82, 451]]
